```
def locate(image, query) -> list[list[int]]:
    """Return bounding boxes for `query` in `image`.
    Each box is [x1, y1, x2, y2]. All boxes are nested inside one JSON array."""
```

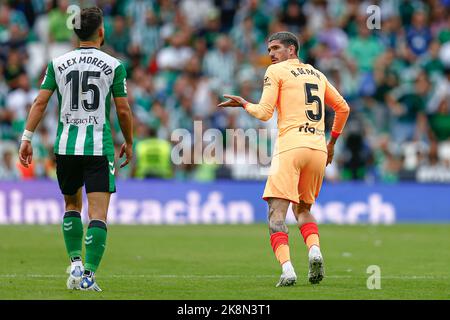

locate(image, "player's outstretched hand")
[[18, 141, 33, 168], [217, 94, 248, 108], [326, 142, 334, 166], [119, 142, 133, 168]]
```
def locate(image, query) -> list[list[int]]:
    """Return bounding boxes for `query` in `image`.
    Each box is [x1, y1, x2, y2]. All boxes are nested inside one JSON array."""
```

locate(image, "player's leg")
[[267, 197, 297, 287], [268, 198, 290, 266], [263, 149, 303, 287], [80, 155, 115, 291], [83, 192, 110, 276], [55, 154, 85, 289], [62, 189, 85, 289], [294, 148, 327, 284], [293, 201, 324, 284], [293, 201, 320, 250], [63, 189, 84, 263]]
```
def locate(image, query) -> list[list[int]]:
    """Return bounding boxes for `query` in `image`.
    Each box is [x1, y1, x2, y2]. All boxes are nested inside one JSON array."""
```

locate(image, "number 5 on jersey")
[[304, 83, 323, 122]]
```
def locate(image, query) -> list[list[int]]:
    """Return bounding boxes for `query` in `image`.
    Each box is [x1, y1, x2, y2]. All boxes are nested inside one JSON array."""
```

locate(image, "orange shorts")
[[263, 147, 327, 204]]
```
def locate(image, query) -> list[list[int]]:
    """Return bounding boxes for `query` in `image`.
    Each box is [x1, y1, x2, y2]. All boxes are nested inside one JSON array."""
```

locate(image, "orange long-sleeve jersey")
[[244, 58, 350, 155]]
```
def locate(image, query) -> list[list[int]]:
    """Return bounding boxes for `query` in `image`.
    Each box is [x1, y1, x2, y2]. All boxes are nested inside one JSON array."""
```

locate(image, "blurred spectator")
[[234, 0, 270, 35], [303, 0, 329, 34], [404, 9, 432, 58], [0, 149, 20, 180], [3, 50, 26, 89], [180, 0, 216, 29], [125, 0, 155, 30], [378, 15, 402, 50], [130, 9, 161, 64], [341, 127, 374, 181], [156, 31, 194, 71], [203, 34, 236, 92], [373, 135, 404, 183], [386, 71, 431, 145], [0, 2, 28, 47], [416, 140, 450, 182], [346, 16, 385, 73], [420, 41, 445, 81], [5, 73, 38, 136], [48, 0, 72, 43], [427, 66, 450, 141], [10, 0, 36, 29], [317, 15, 348, 57], [197, 10, 222, 49], [215, 0, 239, 32], [105, 15, 130, 58], [230, 15, 265, 55], [279, 0, 306, 34], [134, 125, 172, 179], [437, 13, 450, 44], [346, 16, 385, 96]]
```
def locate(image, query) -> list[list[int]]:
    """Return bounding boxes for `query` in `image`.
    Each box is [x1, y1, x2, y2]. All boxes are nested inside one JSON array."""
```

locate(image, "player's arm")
[[112, 63, 133, 168], [218, 67, 279, 121], [324, 80, 351, 165], [19, 61, 57, 168]]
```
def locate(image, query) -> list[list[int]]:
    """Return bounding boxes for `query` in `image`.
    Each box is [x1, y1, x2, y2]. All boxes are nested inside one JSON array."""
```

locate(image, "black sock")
[[70, 256, 82, 263], [83, 270, 92, 277]]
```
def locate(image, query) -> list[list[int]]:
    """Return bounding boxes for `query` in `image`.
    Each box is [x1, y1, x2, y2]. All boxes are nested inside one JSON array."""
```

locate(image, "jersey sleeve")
[[112, 63, 128, 97], [324, 79, 350, 134], [40, 61, 57, 91], [244, 65, 280, 121]]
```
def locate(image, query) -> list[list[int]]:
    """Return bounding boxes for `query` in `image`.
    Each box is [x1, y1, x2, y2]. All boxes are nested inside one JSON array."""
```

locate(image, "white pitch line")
[[0, 274, 447, 279]]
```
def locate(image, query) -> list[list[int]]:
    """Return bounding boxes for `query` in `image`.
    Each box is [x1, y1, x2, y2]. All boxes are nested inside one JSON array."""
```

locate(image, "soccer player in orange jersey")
[[218, 31, 350, 286]]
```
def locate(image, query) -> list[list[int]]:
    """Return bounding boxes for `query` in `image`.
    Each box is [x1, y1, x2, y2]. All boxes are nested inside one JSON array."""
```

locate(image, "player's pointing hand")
[[217, 94, 248, 108]]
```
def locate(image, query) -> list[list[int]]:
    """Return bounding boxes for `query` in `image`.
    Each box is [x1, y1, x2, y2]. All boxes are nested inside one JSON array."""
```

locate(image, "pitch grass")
[[0, 224, 449, 300]]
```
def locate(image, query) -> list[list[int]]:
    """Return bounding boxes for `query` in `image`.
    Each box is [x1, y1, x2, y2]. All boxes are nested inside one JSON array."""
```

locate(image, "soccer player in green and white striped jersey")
[[18, 7, 133, 292]]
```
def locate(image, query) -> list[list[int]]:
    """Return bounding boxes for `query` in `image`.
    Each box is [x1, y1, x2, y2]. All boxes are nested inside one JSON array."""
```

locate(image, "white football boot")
[[80, 272, 102, 292], [66, 262, 84, 290], [308, 245, 324, 284], [276, 261, 297, 287]]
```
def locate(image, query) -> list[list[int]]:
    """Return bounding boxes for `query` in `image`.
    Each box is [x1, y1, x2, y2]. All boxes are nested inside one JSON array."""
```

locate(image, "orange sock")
[[299, 222, 320, 249], [306, 234, 320, 249], [270, 232, 291, 265], [275, 245, 291, 265]]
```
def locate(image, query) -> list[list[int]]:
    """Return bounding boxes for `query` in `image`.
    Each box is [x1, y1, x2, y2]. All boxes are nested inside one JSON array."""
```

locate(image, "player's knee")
[[295, 201, 311, 215]]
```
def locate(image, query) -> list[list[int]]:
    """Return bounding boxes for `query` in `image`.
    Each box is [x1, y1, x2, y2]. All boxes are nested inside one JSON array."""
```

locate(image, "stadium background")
[[1, 0, 449, 224], [0, 0, 449, 301]]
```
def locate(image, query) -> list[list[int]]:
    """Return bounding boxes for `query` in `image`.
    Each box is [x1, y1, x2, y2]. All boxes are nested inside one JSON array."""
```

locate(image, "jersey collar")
[[77, 46, 99, 50]]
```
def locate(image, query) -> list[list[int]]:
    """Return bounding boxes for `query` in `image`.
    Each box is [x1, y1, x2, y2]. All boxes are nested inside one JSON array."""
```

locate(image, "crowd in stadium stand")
[[1, 0, 450, 183]]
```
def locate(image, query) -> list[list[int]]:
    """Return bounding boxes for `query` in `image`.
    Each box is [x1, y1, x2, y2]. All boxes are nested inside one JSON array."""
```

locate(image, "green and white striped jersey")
[[41, 47, 127, 156]]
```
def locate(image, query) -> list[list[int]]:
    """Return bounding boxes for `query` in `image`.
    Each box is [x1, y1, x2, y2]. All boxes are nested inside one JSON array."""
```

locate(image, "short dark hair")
[[73, 7, 103, 41], [268, 31, 299, 54]]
